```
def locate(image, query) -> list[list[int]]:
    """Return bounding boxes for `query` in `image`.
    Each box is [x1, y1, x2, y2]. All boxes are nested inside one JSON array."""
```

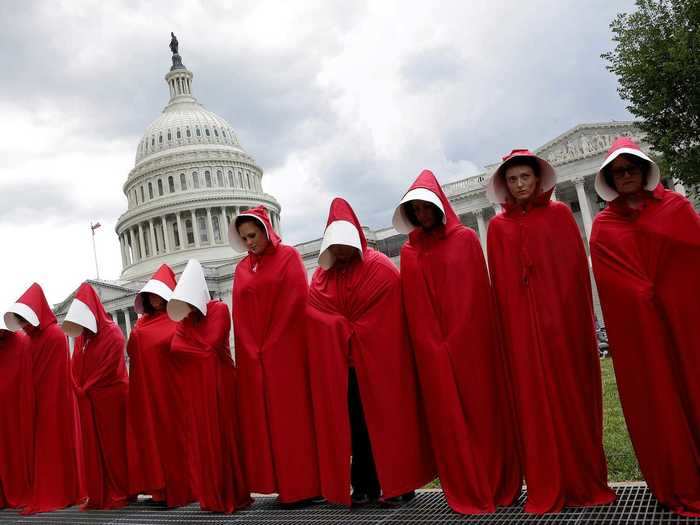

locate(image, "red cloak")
[[127, 311, 193, 506], [70, 283, 129, 509], [0, 329, 33, 509], [8, 283, 84, 514], [307, 198, 435, 506], [591, 185, 700, 517], [397, 170, 521, 514], [487, 190, 615, 513], [232, 206, 320, 503], [169, 300, 251, 513]]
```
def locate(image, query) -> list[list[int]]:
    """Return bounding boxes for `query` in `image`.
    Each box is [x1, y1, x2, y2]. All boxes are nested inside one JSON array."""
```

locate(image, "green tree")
[[602, 0, 700, 190]]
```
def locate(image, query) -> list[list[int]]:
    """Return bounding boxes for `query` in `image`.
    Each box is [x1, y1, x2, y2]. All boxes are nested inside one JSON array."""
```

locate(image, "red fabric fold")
[[169, 300, 251, 513], [487, 192, 615, 513], [399, 170, 522, 514], [591, 186, 700, 517], [127, 311, 193, 506], [17, 284, 84, 514], [0, 330, 33, 509], [307, 198, 435, 506], [71, 284, 129, 510], [233, 206, 320, 503]]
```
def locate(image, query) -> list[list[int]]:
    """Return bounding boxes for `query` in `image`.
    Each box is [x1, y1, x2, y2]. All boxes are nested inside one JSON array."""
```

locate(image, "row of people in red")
[[1, 137, 698, 517]]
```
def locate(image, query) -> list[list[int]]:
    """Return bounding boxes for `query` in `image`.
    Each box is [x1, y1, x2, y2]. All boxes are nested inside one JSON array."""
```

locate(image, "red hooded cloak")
[[396, 170, 521, 514], [5, 283, 84, 514], [169, 294, 251, 513], [591, 185, 700, 517], [232, 206, 320, 503], [0, 327, 33, 509], [487, 152, 615, 513], [126, 264, 193, 506], [307, 198, 435, 506], [69, 283, 129, 509]]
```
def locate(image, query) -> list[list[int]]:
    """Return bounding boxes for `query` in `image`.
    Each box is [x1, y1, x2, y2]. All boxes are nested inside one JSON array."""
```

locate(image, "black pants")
[[348, 368, 380, 498]]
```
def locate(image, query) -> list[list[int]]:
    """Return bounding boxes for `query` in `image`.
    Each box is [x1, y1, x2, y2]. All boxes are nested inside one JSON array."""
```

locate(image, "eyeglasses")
[[610, 165, 642, 178]]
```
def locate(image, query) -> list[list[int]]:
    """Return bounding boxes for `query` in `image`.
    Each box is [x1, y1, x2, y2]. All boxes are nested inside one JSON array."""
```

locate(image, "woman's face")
[[329, 244, 359, 266], [147, 293, 166, 311], [238, 221, 269, 255], [609, 155, 644, 195], [410, 200, 440, 230], [505, 164, 539, 204]]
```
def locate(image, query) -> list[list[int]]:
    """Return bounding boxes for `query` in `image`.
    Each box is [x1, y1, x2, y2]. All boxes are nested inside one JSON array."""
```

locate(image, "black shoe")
[[401, 491, 416, 502], [278, 496, 326, 509], [351, 492, 371, 507], [380, 491, 416, 508]]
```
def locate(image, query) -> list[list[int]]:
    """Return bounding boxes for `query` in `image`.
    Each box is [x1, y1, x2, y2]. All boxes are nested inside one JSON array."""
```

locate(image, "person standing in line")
[[63, 282, 129, 509], [167, 259, 251, 513], [230, 206, 321, 506], [306, 197, 435, 508], [4, 283, 85, 514], [393, 169, 522, 514], [591, 137, 700, 517], [127, 264, 194, 507], [486, 149, 616, 513]]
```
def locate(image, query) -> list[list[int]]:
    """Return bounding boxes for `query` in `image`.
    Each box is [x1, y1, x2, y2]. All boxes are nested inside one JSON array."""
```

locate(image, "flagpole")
[[90, 221, 101, 280]]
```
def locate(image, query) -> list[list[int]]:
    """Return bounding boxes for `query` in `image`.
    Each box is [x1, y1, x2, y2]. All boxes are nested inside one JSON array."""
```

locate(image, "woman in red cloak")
[[486, 150, 615, 513], [307, 197, 435, 507], [126, 264, 193, 507], [0, 316, 33, 510], [4, 283, 85, 513], [392, 169, 521, 514], [591, 137, 700, 517], [166, 259, 251, 513], [63, 282, 129, 509], [230, 206, 321, 505]]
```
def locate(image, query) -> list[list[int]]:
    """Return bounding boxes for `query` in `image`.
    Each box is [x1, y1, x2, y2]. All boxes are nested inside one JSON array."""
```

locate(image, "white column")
[[137, 224, 146, 259], [220, 207, 229, 244], [206, 208, 215, 244], [191, 210, 201, 248], [162, 216, 171, 253], [474, 209, 487, 249], [574, 176, 593, 241], [118, 235, 126, 268], [122, 308, 132, 340], [149, 219, 157, 255], [176, 212, 184, 249]]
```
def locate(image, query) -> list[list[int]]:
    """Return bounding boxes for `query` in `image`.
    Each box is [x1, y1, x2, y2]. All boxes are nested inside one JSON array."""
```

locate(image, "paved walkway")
[[2, 484, 699, 524]]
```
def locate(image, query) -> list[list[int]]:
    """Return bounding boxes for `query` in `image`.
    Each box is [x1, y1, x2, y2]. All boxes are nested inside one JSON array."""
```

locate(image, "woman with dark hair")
[[591, 137, 700, 517], [230, 206, 321, 505], [393, 169, 521, 515], [127, 264, 193, 507], [167, 259, 251, 513], [486, 149, 615, 513]]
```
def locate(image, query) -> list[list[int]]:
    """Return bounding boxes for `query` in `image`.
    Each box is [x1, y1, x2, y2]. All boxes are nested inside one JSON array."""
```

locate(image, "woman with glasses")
[[590, 137, 700, 517]]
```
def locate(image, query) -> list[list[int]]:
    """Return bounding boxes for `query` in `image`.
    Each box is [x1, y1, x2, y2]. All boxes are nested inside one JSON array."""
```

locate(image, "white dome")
[[135, 101, 244, 165]]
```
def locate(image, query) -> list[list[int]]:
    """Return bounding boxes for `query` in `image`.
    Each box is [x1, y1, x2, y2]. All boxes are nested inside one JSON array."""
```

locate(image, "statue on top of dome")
[[169, 32, 179, 55]]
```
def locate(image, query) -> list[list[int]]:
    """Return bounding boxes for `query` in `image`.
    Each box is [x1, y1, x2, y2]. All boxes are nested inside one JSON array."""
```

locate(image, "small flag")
[[91, 222, 102, 231]]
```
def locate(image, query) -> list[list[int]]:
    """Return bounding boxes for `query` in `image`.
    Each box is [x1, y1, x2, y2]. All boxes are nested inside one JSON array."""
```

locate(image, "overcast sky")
[[0, 0, 636, 308]]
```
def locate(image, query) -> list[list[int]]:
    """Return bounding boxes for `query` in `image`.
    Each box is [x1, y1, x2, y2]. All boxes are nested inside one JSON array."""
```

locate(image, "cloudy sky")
[[0, 0, 636, 308]]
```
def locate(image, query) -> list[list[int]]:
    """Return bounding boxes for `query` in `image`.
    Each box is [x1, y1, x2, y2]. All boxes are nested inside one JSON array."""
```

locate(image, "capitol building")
[[54, 42, 688, 338]]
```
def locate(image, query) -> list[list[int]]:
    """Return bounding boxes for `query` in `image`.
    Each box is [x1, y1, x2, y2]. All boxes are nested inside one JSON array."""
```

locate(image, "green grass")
[[423, 357, 641, 488]]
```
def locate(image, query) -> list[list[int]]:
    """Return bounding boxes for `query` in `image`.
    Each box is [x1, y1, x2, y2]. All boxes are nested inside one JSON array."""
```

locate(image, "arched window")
[[148, 182, 154, 199], [167, 131, 172, 141], [196, 128, 201, 137], [227, 170, 234, 186], [144, 228, 151, 256], [193, 172, 200, 189], [180, 173, 187, 190], [157, 179, 164, 196], [140, 185, 145, 202], [186, 128, 191, 138], [214, 129, 219, 137], [173, 221, 180, 247], [177, 129, 181, 139], [222, 130, 226, 138], [159, 134, 163, 144], [205, 128, 210, 136], [237, 170, 243, 187], [216, 170, 223, 186], [151, 137, 155, 146], [197, 215, 208, 243], [246, 172, 251, 189], [212, 215, 221, 242], [205, 171, 212, 187], [168, 176, 175, 193]]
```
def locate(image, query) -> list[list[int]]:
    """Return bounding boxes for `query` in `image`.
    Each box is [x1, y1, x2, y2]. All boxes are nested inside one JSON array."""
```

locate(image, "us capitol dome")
[[115, 38, 281, 280]]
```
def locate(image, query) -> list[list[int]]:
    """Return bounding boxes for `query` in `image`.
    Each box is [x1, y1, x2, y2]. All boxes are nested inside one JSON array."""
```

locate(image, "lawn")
[[424, 356, 641, 489]]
